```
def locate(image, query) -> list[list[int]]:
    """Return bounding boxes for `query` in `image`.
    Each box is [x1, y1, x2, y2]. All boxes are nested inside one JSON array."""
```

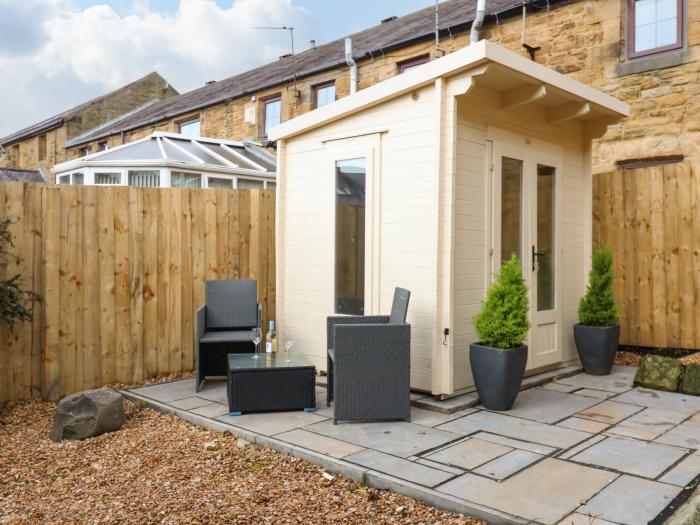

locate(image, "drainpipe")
[[345, 37, 358, 94], [470, 0, 486, 44]]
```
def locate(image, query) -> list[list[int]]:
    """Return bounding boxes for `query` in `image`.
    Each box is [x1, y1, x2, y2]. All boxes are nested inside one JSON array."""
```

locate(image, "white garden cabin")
[[270, 40, 629, 397]]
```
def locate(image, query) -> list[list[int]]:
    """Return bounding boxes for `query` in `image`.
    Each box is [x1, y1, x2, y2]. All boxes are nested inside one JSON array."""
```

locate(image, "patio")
[[124, 365, 700, 525]]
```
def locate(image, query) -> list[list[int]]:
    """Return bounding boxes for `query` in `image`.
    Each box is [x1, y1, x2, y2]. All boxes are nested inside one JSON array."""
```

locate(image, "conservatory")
[[52, 132, 276, 189]]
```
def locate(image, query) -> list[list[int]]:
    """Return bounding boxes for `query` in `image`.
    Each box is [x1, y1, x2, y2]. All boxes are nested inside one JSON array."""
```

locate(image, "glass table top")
[[227, 352, 315, 370]]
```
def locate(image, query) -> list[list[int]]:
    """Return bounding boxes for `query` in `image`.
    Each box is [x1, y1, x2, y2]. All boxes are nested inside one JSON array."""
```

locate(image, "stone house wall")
[[64, 0, 699, 174]]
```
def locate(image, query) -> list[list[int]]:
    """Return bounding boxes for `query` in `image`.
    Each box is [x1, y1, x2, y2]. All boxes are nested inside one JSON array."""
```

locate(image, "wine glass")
[[283, 338, 294, 363], [251, 327, 262, 359]]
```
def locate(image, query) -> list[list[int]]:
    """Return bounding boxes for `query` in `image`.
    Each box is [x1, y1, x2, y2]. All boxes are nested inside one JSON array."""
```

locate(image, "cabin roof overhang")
[[269, 39, 629, 142]]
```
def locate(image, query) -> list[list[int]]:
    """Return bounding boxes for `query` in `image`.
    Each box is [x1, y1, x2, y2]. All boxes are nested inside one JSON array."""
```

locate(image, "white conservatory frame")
[[52, 132, 276, 190]]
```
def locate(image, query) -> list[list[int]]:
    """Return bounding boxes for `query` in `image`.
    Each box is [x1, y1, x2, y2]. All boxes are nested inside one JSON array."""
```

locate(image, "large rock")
[[634, 355, 683, 392], [51, 388, 125, 442], [680, 364, 700, 396]]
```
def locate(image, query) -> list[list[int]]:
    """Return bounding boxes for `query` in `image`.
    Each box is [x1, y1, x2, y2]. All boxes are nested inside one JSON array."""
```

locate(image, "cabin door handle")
[[532, 245, 544, 271]]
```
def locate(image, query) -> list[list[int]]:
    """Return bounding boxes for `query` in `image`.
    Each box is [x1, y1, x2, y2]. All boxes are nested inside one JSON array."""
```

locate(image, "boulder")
[[51, 388, 125, 442], [681, 364, 700, 396], [633, 355, 683, 392]]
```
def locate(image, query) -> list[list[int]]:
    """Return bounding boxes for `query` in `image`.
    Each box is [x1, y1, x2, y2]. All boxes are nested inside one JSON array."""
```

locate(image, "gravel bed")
[[615, 351, 700, 367], [0, 400, 482, 525]]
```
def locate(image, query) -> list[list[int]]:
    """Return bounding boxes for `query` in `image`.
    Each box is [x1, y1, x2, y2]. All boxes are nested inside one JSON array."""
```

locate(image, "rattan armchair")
[[195, 280, 262, 392], [326, 288, 411, 424]]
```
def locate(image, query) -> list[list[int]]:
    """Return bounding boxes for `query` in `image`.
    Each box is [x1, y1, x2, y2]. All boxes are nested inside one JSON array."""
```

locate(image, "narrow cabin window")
[[178, 118, 201, 137], [262, 95, 282, 137], [335, 158, 366, 315], [313, 82, 336, 108], [128, 170, 160, 187], [208, 177, 233, 189], [398, 54, 429, 73], [537, 165, 556, 312], [171, 171, 202, 188], [628, 0, 683, 58], [71, 173, 84, 185], [38, 134, 47, 161], [95, 172, 121, 185], [501, 157, 523, 264], [57, 174, 70, 185]]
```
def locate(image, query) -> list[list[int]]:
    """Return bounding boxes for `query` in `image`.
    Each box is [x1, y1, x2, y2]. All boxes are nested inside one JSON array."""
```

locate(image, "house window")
[[178, 118, 200, 137], [262, 95, 282, 137], [208, 177, 233, 189], [237, 178, 264, 189], [398, 54, 429, 73], [171, 171, 202, 188], [335, 158, 366, 315], [72, 173, 84, 185], [313, 82, 336, 108], [98, 141, 108, 151], [95, 172, 121, 185], [628, 0, 683, 58], [38, 134, 47, 161], [128, 170, 160, 187], [79, 146, 90, 157], [57, 174, 70, 185]]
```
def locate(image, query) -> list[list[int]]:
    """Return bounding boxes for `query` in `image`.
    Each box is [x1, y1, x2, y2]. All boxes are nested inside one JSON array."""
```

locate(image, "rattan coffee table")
[[227, 353, 316, 415]]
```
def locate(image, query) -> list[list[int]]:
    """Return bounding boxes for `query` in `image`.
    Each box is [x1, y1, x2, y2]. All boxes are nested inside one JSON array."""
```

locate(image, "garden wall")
[[0, 183, 275, 403], [593, 162, 700, 350]]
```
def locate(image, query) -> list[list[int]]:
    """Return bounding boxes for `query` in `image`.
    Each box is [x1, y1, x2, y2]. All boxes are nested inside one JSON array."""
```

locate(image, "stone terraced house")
[[52, 0, 698, 180], [0, 72, 178, 179]]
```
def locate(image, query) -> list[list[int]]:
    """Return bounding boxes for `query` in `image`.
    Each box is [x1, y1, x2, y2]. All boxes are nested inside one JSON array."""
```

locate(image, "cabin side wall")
[[279, 84, 439, 391], [451, 85, 588, 393]]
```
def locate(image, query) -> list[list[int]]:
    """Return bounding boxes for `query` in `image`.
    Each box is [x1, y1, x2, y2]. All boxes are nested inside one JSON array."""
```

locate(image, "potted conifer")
[[470, 255, 530, 411], [574, 246, 620, 375]]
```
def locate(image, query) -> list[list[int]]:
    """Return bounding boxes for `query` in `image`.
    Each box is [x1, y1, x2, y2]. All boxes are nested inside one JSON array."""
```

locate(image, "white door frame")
[[487, 127, 563, 370]]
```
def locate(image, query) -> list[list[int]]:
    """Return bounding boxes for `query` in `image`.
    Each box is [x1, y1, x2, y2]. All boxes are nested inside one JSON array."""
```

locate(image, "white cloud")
[[0, 0, 316, 137]]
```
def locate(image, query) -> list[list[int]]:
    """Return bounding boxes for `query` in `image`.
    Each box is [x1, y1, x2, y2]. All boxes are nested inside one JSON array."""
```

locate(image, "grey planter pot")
[[574, 324, 620, 376], [470, 343, 528, 411]]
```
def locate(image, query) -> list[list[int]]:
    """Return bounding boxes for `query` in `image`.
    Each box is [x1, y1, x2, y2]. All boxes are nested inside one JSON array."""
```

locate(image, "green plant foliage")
[[0, 217, 41, 327], [473, 254, 530, 349], [578, 246, 619, 326]]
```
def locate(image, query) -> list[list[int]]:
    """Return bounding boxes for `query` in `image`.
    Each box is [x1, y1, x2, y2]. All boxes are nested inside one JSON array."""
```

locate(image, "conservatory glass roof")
[[52, 132, 276, 175]]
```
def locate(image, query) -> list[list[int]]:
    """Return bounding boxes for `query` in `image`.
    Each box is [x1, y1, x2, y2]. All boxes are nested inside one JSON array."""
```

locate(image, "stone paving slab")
[[196, 382, 228, 404], [655, 422, 700, 449], [558, 435, 607, 460], [571, 435, 687, 478], [410, 407, 477, 427], [414, 391, 479, 414], [556, 366, 636, 393], [304, 419, 462, 458], [216, 410, 327, 436], [189, 402, 230, 418], [437, 411, 592, 449], [134, 378, 197, 402], [345, 449, 455, 487], [576, 400, 644, 425], [470, 431, 558, 455], [472, 449, 542, 480], [541, 382, 581, 393], [606, 407, 687, 441], [424, 437, 512, 470], [558, 417, 609, 434], [498, 388, 601, 424], [557, 512, 618, 525], [415, 457, 466, 475], [438, 458, 617, 525], [573, 389, 615, 399], [614, 388, 700, 416], [274, 429, 365, 458], [659, 452, 700, 486], [579, 475, 682, 525], [169, 396, 215, 410]]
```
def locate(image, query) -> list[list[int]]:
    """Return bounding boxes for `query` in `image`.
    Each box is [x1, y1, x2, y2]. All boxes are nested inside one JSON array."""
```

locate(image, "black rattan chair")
[[326, 287, 411, 424], [195, 280, 262, 392]]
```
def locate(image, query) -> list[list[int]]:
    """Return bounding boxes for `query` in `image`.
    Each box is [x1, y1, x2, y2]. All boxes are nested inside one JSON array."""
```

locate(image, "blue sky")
[[0, 0, 438, 136]]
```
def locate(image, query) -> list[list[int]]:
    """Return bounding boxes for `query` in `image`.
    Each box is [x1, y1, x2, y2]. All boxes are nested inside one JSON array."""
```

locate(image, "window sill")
[[616, 49, 688, 76]]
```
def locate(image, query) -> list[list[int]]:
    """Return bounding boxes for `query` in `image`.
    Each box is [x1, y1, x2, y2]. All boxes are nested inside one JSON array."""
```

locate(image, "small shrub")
[[578, 246, 619, 326], [473, 254, 530, 349], [0, 217, 41, 327]]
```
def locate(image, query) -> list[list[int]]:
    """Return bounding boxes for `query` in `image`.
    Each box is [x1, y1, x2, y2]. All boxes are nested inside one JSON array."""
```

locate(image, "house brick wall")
[[65, 0, 698, 173], [1, 72, 178, 179]]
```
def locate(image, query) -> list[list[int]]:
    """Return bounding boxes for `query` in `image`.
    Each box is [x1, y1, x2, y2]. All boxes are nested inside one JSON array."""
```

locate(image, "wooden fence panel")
[[593, 163, 700, 349], [0, 183, 275, 403]]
